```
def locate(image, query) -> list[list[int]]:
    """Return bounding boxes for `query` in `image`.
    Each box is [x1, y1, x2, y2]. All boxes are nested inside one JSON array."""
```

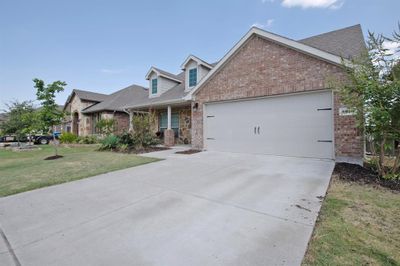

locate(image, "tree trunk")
[[379, 137, 386, 176], [52, 126, 58, 156]]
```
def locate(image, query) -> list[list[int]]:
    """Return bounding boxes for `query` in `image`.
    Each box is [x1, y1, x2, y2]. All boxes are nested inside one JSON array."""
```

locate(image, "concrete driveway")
[[0, 150, 334, 266]]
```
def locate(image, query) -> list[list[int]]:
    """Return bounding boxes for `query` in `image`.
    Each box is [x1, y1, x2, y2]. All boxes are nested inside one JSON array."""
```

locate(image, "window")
[[151, 78, 158, 94], [159, 112, 179, 137], [189, 68, 197, 87]]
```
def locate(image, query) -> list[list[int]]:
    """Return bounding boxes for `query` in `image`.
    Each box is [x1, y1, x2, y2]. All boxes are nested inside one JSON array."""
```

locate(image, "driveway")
[[0, 150, 334, 266]]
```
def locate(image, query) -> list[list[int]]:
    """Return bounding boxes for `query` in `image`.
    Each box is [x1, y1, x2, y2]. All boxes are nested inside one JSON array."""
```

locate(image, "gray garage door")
[[204, 90, 334, 159]]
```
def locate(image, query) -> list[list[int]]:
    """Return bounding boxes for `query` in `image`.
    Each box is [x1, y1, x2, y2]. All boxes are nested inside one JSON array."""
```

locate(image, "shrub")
[[96, 118, 115, 136], [132, 114, 160, 149], [59, 132, 78, 143], [99, 134, 119, 150], [77, 135, 98, 144], [119, 131, 135, 147], [117, 143, 129, 152]]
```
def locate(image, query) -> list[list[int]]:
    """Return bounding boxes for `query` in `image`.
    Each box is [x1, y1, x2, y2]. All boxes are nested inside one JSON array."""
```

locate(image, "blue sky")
[[0, 0, 399, 109]]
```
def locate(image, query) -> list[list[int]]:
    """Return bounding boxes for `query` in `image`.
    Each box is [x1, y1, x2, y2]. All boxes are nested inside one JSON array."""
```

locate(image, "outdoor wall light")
[[193, 102, 199, 111]]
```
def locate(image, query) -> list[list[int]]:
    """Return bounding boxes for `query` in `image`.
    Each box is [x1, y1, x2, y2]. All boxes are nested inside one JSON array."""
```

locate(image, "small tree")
[[131, 113, 159, 149], [33, 79, 66, 155], [96, 118, 116, 136], [0, 101, 37, 146], [337, 24, 400, 177]]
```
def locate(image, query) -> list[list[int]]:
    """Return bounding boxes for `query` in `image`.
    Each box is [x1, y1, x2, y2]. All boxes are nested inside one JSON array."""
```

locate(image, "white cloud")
[[281, 0, 344, 9], [252, 19, 275, 29], [100, 68, 125, 74]]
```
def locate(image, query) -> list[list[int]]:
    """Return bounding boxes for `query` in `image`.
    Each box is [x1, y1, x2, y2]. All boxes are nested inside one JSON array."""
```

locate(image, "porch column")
[[128, 110, 133, 131], [167, 105, 172, 130], [164, 105, 175, 146]]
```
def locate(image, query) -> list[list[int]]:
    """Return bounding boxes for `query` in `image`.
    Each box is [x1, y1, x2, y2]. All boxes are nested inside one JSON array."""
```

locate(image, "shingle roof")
[[73, 89, 108, 102], [152, 67, 183, 82], [298, 24, 366, 59], [82, 85, 148, 113], [123, 72, 189, 109]]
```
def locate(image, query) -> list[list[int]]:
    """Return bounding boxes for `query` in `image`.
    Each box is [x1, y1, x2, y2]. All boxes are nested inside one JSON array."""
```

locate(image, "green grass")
[[303, 177, 400, 266], [0, 145, 159, 197]]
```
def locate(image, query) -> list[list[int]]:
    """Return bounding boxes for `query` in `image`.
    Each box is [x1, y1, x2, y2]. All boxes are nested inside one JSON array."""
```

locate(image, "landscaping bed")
[[112, 146, 170, 154], [335, 162, 400, 191], [175, 149, 201, 155]]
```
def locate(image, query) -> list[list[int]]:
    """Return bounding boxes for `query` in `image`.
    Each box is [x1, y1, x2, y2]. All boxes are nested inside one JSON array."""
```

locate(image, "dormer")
[[145, 67, 182, 98], [181, 55, 213, 91]]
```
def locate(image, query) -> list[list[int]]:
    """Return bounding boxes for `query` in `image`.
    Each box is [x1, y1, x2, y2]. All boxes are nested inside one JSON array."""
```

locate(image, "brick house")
[[63, 85, 146, 136], [123, 24, 365, 163], [63, 90, 108, 136]]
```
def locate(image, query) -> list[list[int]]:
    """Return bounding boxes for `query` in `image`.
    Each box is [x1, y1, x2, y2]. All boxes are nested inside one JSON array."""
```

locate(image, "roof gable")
[[63, 89, 108, 111], [186, 26, 350, 99], [145, 67, 182, 83], [180, 55, 213, 70]]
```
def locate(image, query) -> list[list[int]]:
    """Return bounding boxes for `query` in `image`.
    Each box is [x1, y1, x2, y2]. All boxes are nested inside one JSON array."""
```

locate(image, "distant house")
[[64, 24, 366, 163], [62, 86, 147, 136], [63, 90, 108, 135]]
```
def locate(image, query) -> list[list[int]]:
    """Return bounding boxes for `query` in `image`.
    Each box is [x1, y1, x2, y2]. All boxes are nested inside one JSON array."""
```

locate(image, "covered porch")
[[128, 103, 192, 147]]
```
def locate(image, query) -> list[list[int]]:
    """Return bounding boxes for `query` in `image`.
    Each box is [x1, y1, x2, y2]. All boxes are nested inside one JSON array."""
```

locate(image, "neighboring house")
[[122, 24, 365, 163], [63, 89, 108, 136], [81, 85, 148, 134], [63, 86, 148, 136]]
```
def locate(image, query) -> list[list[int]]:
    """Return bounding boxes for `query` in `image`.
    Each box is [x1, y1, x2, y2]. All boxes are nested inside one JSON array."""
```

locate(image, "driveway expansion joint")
[[0, 225, 21, 266]]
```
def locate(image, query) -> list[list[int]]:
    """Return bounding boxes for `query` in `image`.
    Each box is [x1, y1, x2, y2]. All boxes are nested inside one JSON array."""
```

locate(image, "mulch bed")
[[175, 149, 202, 155], [333, 163, 400, 191], [44, 155, 64, 160], [132, 146, 170, 154], [110, 146, 170, 154]]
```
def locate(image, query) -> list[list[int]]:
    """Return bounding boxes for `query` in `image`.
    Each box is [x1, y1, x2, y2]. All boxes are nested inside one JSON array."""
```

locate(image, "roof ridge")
[[73, 88, 108, 96]]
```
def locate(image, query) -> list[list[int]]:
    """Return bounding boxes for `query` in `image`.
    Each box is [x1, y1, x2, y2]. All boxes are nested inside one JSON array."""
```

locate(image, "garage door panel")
[[204, 91, 333, 159]]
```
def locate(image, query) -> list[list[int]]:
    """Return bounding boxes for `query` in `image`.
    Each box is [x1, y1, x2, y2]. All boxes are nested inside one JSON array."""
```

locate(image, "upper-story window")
[[189, 68, 197, 87], [151, 78, 158, 94]]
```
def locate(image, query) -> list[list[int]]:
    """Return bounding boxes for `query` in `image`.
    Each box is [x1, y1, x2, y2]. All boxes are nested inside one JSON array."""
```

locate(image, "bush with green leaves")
[[118, 131, 135, 147], [131, 114, 160, 149], [99, 134, 120, 150], [59, 132, 78, 143]]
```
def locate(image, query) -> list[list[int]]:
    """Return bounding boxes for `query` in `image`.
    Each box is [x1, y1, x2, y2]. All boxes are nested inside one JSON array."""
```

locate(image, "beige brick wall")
[[67, 95, 98, 136], [192, 35, 363, 158]]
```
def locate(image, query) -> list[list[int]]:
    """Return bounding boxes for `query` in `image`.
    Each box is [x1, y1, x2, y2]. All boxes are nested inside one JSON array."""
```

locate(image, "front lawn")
[[303, 171, 400, 265], [0, 145, 159, 197]]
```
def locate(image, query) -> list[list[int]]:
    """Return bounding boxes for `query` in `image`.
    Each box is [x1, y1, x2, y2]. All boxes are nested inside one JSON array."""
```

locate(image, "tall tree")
[[337, 24, 400, 177], [33, 79, 67, 155], [0, 101, 37, 145]]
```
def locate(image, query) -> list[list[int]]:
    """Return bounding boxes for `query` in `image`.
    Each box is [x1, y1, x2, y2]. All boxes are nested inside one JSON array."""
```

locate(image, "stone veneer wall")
[[191, 35, 363, 158], [151, 106, 192, 144], [66, 95, 99, 136]]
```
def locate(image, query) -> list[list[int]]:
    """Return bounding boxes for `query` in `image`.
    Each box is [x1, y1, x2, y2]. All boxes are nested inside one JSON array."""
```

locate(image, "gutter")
[[124, 98, 189, 110]]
